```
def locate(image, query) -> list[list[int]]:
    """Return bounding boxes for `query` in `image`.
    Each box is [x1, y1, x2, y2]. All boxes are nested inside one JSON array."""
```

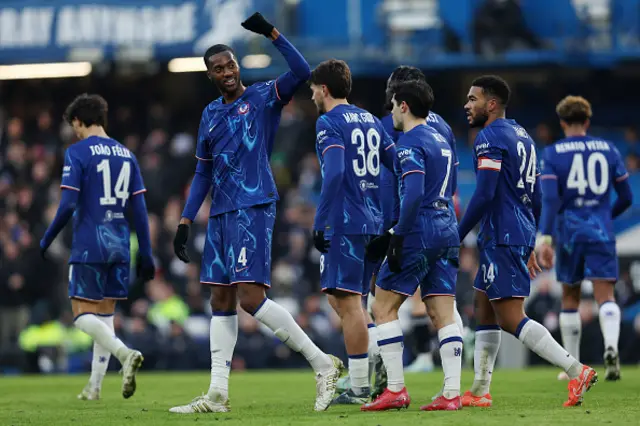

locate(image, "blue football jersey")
[[473, 118, 538, 248], [197, 81, 284, 217], [380, 112, 458, 230], [315, 104, 396, 236], [61, 136, 145, 263], [396, 124, 459, 247], [541, 135, 628, 243]]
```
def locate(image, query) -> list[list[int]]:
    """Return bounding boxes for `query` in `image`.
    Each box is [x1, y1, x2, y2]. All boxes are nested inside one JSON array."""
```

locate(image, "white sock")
[[516, 318, 582, 379], [470, 326, 501, 396], [208, 312, 238, 400], [559, 310, 581, 361], [74, 314, 129, 364], [348, 354, 369, 392], [438, 323, 462, 399], [253, 298, 332, 374], [599, 301, 621, 352], [368, 323, 381, 357], [453, 300, 464, 335], [89, 315, 114, 389], [377, 320, 405, 392]]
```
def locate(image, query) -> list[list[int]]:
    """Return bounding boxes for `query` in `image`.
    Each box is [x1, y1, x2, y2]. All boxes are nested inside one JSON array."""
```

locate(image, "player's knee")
[[210, 286, 237, 312], [237, 284, 266, 314]]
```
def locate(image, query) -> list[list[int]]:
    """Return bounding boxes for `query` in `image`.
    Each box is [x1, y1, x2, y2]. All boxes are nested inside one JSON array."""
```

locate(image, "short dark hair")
[[392, 80, 434, 119], [63, 94, 108, 128], [389, 65, 425, 85], [309, 59, 352, 99], [204, 44, 235, 67], [471, 75, 511, 106], [556, 95, 592, 125]]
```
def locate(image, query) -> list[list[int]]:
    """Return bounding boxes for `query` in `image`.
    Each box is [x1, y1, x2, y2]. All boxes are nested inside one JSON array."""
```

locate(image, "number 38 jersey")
[[315, 104, 396, 236], [541, 135, 628, 243], [473, 118, 539, 249], [61, 136, 145, 263]]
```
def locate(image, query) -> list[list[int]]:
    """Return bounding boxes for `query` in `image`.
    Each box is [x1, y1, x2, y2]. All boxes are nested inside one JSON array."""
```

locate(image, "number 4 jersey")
[[61, 136, 145, 263], [541, 135, 628, 243], [315, 104, 397, 236], [473, 118, 539, 249]]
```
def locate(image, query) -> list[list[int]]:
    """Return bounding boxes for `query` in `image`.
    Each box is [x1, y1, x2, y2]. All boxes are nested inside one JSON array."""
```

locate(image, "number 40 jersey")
[[315, 104, 397, 236], [541, 135, 628, 243], [61, 135, 146, 264]]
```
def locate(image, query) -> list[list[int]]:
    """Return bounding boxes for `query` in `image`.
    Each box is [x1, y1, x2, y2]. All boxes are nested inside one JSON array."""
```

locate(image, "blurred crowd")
[[1, 87, 640, 375]]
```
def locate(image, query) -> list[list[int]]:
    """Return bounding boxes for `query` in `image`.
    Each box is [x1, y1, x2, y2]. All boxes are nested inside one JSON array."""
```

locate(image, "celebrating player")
[[538, 96, 632, 382], [40, 94, 154, 400], [458, 76, 597, 408], [309, 59, 398, 405], [382, 66, 465, 379], [169, 13, 343, 414], [362, 79, 462, 412]]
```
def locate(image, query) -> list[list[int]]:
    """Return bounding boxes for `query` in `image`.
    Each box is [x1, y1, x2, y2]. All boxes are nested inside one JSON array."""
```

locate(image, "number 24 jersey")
[[315, 104, 396, 236], [473, 118, 539, 249]]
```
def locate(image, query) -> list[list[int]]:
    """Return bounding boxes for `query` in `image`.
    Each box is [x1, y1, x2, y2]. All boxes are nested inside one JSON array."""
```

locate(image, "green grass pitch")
[[1, 367, 638, 425]]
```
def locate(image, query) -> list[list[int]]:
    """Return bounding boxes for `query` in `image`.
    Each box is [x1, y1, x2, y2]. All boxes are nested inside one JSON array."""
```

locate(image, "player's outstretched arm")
[[313, 146, 344, 253], [241, 13, 310, 103], [458, 169, 499, 242], [40, 188, 78, 257]]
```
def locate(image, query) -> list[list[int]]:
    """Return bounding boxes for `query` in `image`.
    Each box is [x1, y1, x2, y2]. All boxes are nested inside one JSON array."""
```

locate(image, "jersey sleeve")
[[397, 136, 425, 179], [474, 129, 503, 172], [130, 155, 146, 196], [316, 115, 344, 156], [60, 146, 83, 192], [612, 146, 629, 182], [195, 109, 213, 161], [540, 147, 557, 181]]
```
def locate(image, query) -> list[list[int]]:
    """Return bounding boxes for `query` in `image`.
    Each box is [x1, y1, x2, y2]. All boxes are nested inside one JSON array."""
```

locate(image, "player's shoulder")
[[427, 111, 452, 134], [201, 98, 224, 119]]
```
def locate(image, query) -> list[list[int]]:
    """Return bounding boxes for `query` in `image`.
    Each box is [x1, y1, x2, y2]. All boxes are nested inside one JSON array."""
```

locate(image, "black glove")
[[241, 12, 275, 38], [313, 230, 331, 253], [366, 232, 392, 262], [174, 224, 191, 263], [39, 240, 48, 260], [387, 234, 404, 273], [136, 253, 156, 282]]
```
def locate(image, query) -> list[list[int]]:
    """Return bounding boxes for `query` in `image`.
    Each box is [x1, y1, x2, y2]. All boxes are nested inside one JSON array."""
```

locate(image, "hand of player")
[[137, 253, 156, 282], [241, 12, 275, 38], [365, 232, 392, 262], [313, 230, 331, 253], [527, 251, 542, 279], [387, 234, 404, 273], [538, 243, 555, 269], [173, 224, 191, 263]]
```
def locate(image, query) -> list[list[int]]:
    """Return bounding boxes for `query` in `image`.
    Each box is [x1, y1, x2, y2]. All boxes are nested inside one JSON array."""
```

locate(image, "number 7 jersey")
[[61, 136, 146, 263], [315, 104, 396, 236], [473, 118, 539, 248]]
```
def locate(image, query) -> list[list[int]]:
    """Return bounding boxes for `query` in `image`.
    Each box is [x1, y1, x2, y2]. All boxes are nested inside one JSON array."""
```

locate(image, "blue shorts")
[[68, 263, 130, 301], [201, 203, 275, 287], [474, 245, 532, 300], [376, 237, 459, 298], [556, 242, 618, 285], [321, 235, 377, 295]]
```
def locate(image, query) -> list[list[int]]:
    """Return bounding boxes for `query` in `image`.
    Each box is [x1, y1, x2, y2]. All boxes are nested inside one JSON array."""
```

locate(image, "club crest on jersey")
[[237, 102, 250, 115]]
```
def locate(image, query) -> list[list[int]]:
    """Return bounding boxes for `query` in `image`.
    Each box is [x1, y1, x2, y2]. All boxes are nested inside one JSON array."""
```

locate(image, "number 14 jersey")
[[61, 136, 145, 263], [473, 118, 539, 249], [315, 104, 396, 236]]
